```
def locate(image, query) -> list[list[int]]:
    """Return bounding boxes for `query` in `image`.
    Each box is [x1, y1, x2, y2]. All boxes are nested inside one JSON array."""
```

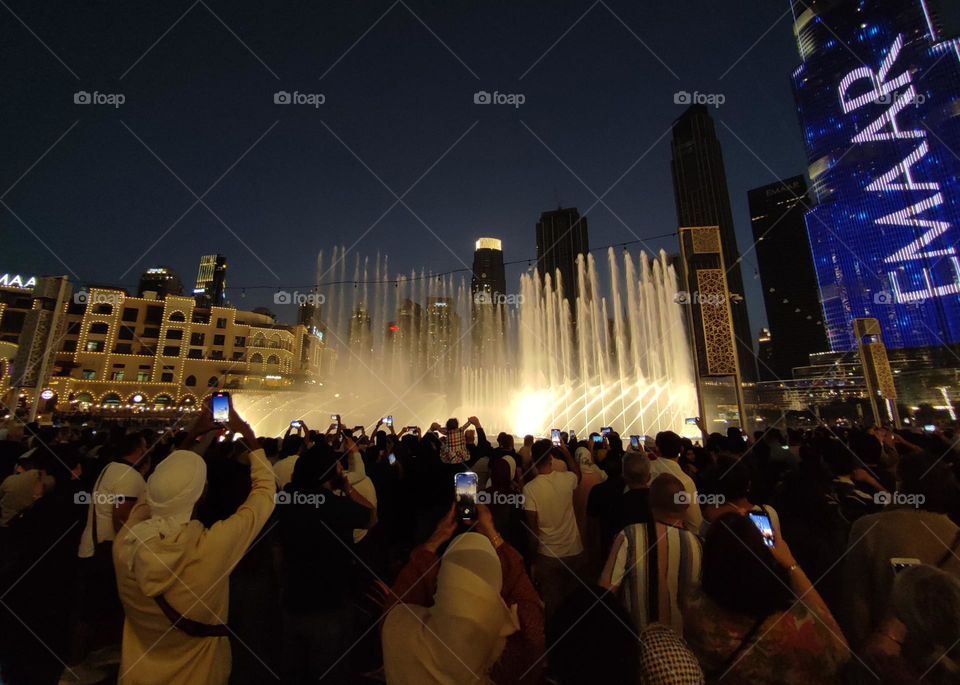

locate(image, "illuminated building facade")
[[791, 0, 960, 351], [194, 254, 228, 307], [35, 288, 322, 414]]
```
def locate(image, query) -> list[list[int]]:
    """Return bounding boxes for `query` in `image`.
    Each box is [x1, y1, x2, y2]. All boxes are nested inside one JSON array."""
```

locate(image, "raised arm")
[[203, 405, 276, 578]]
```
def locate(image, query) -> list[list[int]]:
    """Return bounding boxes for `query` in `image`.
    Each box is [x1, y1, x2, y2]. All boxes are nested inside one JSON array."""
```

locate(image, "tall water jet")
[[237, 245, 698, 438]]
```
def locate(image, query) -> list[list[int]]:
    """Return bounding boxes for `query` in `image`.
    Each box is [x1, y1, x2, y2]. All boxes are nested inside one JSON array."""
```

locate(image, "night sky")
[[1, 1, 809, 332]]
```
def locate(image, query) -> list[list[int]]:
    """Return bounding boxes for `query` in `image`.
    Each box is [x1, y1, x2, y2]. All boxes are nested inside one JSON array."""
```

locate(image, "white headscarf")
[[576, 446, 606, 478], [383, 532, 520, 684], [123, 450, 206, 569]]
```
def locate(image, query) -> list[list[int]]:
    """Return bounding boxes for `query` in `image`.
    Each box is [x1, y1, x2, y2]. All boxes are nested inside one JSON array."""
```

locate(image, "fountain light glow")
[[239, 246, 698, 438]]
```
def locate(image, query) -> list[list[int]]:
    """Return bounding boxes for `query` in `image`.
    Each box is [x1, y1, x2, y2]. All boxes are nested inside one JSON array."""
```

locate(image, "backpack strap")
[[154, 595, 230, 638]]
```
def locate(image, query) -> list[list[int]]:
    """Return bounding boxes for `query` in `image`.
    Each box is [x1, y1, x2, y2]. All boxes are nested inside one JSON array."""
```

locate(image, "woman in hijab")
[[383, 504, 544, 685], [113, 403, 275, 685], [573, 443, 607, 542]]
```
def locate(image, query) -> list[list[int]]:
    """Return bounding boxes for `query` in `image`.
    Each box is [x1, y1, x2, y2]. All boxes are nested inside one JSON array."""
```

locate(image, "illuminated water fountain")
[[238, 246, 698, 438]]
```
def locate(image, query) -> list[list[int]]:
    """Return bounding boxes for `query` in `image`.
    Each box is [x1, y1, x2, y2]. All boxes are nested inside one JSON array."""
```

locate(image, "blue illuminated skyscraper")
[[790, 0, 960, 351]]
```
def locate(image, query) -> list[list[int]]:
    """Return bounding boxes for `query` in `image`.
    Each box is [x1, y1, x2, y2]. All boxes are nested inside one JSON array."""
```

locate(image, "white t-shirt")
[[78, 461, 146, 558], [523, 470, 583, 558], [273, 454, 300, 489], [647, 457, 703, 530]]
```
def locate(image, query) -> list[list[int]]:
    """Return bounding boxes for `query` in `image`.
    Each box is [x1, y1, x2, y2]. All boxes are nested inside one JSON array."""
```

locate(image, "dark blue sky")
[[1, 1, 809, 332]]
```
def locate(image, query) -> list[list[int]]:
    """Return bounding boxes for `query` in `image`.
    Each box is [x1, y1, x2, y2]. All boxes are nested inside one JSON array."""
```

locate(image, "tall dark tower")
[[671, 105, 756, 383], [748, 176, 828, 379], [471, 238, 507, 304], [193, 254, 227, 307], [535, 207, 589, 305]]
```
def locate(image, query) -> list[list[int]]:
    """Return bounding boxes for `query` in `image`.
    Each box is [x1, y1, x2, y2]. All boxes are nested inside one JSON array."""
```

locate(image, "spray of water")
[[237, 246, 698, 438]]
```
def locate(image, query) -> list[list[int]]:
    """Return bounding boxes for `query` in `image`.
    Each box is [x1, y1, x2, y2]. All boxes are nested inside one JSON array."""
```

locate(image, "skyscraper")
[[535, 207, 589, 305], [748, 176, 828, 379], [138, 266, 183, 300], [790, 0, 960, 351], [671, 105, 756, 383], [471, 238, 507, 305], [193, 254, 227, 307], [471, 238, 507, 365]]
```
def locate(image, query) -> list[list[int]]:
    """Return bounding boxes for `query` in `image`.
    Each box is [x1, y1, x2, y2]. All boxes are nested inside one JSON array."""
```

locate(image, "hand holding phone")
[[212, 392, 231, 425], [748, 512, 775, 548], [550, 428, 561, 446], [455, 471, 479, 522]]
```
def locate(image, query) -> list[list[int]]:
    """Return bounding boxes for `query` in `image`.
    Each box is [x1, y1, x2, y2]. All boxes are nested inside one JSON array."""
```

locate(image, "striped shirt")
[[605, 521, 702, 636]]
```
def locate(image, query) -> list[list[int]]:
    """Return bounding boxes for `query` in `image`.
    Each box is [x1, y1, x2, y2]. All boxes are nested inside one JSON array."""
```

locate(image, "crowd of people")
[[1, 405, 959, 684]]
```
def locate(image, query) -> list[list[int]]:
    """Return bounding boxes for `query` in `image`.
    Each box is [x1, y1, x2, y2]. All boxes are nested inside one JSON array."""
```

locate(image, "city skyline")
[[2, 1, 811, 335]]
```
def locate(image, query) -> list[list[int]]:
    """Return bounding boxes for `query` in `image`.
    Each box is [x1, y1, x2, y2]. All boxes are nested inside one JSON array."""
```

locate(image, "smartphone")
[[290, 420, 302, 429], [385, 415, 393, 427], [388, 453, 397, 466], [455, 471, 479, 522], [748, 512, 775, 548], [211, 392, 231, 424], [890, 557, 922, 573], [630, 435, 640, 450], [923, 424, 935, 433], [570, 431, 576, 442], [601, 426, 612, 436], [411, 427, 420, 437], [551, 428, 561, 446], [685, 417, 698, 425], [592, 435, 603, 445]]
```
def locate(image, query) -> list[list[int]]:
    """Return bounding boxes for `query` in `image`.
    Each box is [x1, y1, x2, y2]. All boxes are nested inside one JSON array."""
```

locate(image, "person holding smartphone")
[[277, 442, 376, 683], [522, 439, 584, 622], [684, 513, 848, 683], [112, 399, 277, 685], [383, 504, 544, 685]]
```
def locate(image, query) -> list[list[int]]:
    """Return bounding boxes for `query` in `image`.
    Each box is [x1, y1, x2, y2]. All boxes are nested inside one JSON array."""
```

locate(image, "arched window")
[[267, 354, 279, 365], [101, 393, 122, 406], [207, 376, 219, 388], [169, 311, 186, 322], [154, 394, 173, 407], [250, 353, 263, 364], [185, 375, 196, 387]]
